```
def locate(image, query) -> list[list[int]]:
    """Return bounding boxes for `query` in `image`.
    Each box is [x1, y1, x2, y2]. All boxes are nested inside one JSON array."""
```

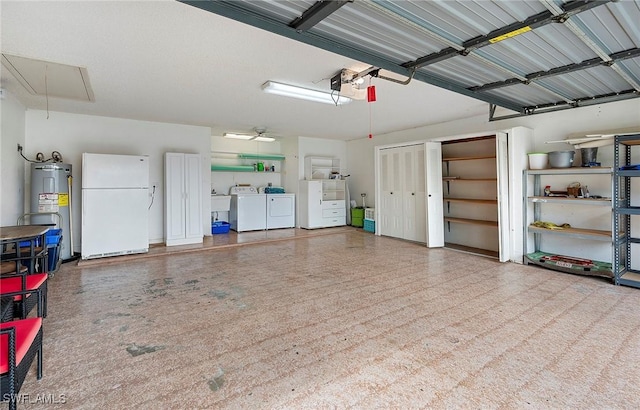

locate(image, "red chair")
[[0, 274, 47, 319], [0, 317, 43, 410]]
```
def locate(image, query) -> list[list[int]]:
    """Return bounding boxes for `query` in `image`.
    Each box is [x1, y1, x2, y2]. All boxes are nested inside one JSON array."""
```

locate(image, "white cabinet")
[[165, 153, 203, 246], [304, 156, 341, 180], [378, 143, 427, 242], [299, 180, 346, 229]]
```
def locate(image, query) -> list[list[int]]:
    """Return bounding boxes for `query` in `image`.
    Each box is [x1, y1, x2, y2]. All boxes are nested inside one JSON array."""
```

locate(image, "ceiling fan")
[[223, 127, 277, 142]]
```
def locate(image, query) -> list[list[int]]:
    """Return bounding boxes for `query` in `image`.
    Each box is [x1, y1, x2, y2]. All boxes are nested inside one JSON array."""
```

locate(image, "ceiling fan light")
[[223, 133, 254, 140], [254, 136, 275, 142], [262, 80, 351, 105]]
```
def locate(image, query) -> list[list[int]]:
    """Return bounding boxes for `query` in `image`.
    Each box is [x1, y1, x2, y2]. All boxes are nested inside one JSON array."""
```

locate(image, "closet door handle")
[[412, 193, 415, 195]]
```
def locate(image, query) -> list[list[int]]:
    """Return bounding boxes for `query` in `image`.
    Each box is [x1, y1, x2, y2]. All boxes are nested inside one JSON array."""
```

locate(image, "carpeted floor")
[[14, 229, 640, 409]]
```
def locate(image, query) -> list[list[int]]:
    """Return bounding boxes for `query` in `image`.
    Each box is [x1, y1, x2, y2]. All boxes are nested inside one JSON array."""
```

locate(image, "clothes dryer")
[[266, 194, 295, 229]]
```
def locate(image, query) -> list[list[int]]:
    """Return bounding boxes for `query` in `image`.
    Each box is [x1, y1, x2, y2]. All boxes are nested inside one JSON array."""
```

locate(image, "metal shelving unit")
[[523, 167, 615, 279], [613, 134, 640, 289]]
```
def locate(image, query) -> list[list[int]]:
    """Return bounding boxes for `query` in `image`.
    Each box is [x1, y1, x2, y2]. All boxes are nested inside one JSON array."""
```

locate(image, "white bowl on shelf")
[[528, 153, 548, 170]]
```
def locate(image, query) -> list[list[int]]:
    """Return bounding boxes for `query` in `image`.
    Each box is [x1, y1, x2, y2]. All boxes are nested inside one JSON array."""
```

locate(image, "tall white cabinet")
[[378, 143, 430, 243], [165, 152, 203, 246]]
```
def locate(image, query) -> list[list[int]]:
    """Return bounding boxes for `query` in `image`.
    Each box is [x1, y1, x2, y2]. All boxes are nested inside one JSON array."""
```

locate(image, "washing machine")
[[266, 194, 295, 229], [229, 186, 266, 232]]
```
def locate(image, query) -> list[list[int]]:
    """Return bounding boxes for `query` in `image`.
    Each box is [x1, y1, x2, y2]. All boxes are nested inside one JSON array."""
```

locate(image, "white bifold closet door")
[[378, 143, 443, 246]]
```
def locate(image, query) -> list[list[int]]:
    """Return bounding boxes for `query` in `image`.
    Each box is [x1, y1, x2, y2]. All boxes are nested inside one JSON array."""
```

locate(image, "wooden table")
[[1, 225, 49, 273], [0, 225, 49, 242]]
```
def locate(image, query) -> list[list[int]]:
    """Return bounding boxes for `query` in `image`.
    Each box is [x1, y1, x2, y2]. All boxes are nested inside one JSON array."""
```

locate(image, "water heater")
[[30, 163, 73, 261]]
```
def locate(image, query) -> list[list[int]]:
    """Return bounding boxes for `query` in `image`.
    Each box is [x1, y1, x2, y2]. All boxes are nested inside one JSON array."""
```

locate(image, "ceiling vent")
[[1, 54, 95, 102]]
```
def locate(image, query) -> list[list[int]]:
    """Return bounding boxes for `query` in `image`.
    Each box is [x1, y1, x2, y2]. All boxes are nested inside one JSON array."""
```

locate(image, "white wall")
[[348, 98, 640, 205], [280, 136, 300, 196], [0, 90, 26, 225], [25, 110, 211, 249]]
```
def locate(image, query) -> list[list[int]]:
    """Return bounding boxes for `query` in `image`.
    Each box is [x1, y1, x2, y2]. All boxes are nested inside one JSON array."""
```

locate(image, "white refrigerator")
[[81, 153, 149, 260]]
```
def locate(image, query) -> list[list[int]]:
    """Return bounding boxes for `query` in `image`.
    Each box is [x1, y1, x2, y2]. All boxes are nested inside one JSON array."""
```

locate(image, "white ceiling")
[[0, 0, 489, 141]]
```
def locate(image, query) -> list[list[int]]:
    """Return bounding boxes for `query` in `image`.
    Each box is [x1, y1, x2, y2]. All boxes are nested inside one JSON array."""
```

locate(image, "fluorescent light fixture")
[[262, 81, 351, 105], [223, 133, 254, 140], [254, 136, 275, 142], [223, 133, 276, 142]]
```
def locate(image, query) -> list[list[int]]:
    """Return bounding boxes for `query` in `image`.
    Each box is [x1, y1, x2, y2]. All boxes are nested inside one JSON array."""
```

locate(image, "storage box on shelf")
[[613, 133, 640, 289], [523, 167, 614, 279]]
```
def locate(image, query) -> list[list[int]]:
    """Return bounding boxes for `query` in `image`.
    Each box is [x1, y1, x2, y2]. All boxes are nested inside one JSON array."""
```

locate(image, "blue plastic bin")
[[212, 221, 230, 234], [46, 229, 62, 245]]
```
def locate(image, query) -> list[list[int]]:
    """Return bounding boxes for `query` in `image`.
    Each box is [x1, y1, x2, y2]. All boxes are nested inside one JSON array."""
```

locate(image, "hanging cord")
[[331, 90, 340, 106], [148, 185, 156, 210], [368, 77, 373, 138]]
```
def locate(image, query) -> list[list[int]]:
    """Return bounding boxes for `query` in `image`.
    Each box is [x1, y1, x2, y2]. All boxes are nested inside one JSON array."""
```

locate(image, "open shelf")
[[527, 224, 612, 241], [619, 271, 640, 288], [526, 166, 613, 175], [443, 177, 497, 182], [442, 155, 496, 162], [444, 198, 497, 205], [305, 156, 341, 180], [528, 196, 611, 205], [444, 217, 498, 227], [445, 242, 498, 259]]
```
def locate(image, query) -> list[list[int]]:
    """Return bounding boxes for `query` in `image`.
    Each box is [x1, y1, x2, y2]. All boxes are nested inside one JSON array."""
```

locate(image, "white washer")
[[229, 186, 266, 232], [266, 194, 295, 229]]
